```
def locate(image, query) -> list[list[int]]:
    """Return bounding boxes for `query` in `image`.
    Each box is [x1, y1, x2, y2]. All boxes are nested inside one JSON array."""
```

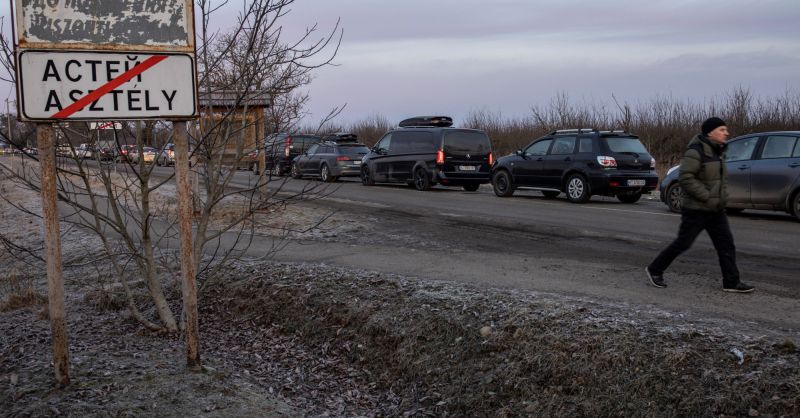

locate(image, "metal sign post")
[[37, 124, 70, 387]]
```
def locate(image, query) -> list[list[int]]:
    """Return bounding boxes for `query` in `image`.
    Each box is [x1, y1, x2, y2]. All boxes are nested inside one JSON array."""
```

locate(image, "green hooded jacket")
[[678, 134, 728, 212]]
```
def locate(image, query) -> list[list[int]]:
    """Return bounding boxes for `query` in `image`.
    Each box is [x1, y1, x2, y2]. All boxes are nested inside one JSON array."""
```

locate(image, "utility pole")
[[5, 98, 13, 146]]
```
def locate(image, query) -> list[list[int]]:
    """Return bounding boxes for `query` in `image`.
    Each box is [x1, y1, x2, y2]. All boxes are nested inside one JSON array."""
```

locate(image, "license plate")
[[458, 165, 477, 171], [627, 179, 646, 186]]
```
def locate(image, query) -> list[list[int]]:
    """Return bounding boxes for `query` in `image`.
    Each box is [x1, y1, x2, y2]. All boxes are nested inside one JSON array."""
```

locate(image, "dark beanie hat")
[[701, 117, 726, 135]]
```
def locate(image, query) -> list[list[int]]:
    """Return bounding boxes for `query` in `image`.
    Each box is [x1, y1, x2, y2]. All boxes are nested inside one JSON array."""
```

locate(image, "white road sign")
[[90, 122, 123, 130], [17, 50, 197, 121]]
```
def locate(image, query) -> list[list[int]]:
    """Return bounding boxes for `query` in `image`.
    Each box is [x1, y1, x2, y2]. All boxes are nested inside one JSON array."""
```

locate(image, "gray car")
[[290, 140, 370, 182], [660, 131, 800, 220]]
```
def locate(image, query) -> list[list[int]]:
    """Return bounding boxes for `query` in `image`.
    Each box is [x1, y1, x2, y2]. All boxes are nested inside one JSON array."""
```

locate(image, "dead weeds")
[[205, 262, 800, 417]]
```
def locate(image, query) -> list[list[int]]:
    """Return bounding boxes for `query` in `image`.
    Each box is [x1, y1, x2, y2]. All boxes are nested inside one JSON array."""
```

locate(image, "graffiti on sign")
[[16, 0, 194, 50]]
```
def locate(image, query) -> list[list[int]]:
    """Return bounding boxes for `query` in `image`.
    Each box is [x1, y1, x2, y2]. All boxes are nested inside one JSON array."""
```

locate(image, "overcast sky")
[[3, 0, 799, 126], [271, 0, 800, 125]]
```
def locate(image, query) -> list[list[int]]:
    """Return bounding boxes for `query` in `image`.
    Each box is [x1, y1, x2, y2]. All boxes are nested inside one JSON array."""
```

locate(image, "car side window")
[[549, 137, 576, 155], [725, 137, 758, 162], [761, 136, 798, 159], [578, 137, 593, 153], [795, 139, 800, 157], [374, 134, 392, 153], [525, 139, 552, 157], [306, 144, 319, 155]]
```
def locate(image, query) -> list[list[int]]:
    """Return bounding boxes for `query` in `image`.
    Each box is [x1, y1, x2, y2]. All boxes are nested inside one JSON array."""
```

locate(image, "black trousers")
[[648, 209, 740, 287]]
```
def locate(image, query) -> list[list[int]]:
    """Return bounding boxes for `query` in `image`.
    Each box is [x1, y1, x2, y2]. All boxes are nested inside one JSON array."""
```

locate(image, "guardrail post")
[[38, 123, 71, 387]]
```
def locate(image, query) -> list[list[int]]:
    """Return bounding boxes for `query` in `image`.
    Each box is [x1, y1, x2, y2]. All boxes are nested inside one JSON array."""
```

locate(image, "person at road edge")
[[646, 117, 754, 293]]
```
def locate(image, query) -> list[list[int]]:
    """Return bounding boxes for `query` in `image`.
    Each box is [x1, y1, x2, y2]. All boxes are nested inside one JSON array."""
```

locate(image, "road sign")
[[90, 122, 123, 130], [14, 0, 195, 52], [17, 50, 197, 121]]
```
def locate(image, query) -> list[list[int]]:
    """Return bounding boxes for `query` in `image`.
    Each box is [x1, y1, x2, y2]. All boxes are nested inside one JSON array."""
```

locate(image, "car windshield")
[[337, 145, 370, 155], [443, 131, 492, 154], [604, 137, 649, 154]]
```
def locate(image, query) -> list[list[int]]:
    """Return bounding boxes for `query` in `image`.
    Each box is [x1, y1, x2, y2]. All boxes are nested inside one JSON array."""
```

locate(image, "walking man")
[[646, 117, 754, 292]]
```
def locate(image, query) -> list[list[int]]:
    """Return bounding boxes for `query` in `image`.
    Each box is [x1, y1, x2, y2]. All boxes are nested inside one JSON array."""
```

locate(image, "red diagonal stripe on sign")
[[51, 55, 169, 119]]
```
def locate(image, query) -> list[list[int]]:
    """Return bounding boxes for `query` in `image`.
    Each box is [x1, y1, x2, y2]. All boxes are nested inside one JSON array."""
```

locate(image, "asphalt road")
[[24, 156, 799, 333], [214, 169, 800, 333]]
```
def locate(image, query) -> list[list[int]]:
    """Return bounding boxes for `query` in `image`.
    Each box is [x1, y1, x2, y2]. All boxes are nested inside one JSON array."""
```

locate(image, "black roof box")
[[398, 116, 453, 128], [322, 132, 359, 142]]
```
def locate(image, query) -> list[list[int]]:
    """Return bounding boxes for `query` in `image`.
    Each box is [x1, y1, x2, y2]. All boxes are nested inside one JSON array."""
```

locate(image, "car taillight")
[[650, 158, 656, 169], [336, 156, 349, 161], [436, 150, 445, 165], [284, 137, 292, 157], [488, 152, 494, 165], [596, 156, 617, 168]]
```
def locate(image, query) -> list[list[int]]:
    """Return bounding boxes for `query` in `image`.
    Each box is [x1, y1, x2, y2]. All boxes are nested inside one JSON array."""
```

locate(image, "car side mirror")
[[516, 149, 525, 158]]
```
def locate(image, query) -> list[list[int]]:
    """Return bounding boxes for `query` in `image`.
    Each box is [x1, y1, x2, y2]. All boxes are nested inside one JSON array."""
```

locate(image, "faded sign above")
[[15, 0, 195, 51]]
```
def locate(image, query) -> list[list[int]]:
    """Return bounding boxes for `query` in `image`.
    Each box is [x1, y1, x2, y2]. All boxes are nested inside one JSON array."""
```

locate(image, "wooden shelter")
[[197, 90, 271, 168]]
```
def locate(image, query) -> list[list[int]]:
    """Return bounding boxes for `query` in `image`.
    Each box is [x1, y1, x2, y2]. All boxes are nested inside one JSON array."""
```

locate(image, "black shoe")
[[723, 282, 755, 293], [646, 267, 667, 288]]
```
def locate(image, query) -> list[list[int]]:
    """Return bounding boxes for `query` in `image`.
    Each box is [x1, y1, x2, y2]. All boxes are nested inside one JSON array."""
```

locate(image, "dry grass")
[[207, 263, 800, 417], [0, 268, 46, 312]]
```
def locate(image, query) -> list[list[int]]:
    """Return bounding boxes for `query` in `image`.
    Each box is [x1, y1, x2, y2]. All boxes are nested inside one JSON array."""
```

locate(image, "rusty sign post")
[[37, 124, 70, 387], [12, 0, 201, 383]]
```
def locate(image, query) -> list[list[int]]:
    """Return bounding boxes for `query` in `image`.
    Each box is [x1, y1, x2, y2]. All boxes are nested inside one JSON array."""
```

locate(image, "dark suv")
[[262, 133, 322, 176], [492, 129, 658, 203], [291, 134, 370, 182], [360, 116, 494, 191]]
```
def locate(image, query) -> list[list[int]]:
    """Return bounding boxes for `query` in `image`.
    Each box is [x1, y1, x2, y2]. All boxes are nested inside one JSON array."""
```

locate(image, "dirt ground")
[[1, 166, 799, 417]]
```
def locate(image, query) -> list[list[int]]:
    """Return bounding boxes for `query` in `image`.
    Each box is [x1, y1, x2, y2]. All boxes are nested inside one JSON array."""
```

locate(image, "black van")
[[360, 116, 494, 191], [262, 133, 322, 176]]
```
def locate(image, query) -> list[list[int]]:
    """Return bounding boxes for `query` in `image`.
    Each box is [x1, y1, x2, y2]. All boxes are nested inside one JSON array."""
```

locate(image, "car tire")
[[276, 162, 285, 177], [413, 167, 432, 191], [542, 190, 560, 198], [791, 189, 800, 221], [320, 164, 334, 183], [291, 163, 302, 179], [566, 174, 591, 203], [665, 183, 683, 213], [492, 170, 514, 197], [462, 183, 480, 192], [617, 191, 642, 204], [251, 162, 259, 175], [361, 166, 375, 186]]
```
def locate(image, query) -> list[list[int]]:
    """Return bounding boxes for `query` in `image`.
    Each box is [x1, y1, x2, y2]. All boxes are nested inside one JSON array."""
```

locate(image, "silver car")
[[290, 139, 370, 182], [660, 131, 800, 220]]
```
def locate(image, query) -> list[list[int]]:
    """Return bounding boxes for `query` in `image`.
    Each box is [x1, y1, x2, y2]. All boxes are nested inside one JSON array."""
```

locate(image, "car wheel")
[[320, 164, 334, 182], [291, 163, 302, 179], [566, 174, 591, 203], [542, 190, 560, 198], [413, 168, 432, 191], [361, 166, 375, 186], [492, 170, 514, 197], [462, 183, 480, 192], [617, 191, 642, 204], [251, 162, 259, 174], [790, 189, 800, 221], [275, 162, 285, 176], [665, 183, 683, 213]]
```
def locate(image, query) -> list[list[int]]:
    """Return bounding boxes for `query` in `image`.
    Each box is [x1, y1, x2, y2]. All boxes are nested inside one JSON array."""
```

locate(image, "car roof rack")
[[551, 128, 595, 135], [398, 116, 453, 128]]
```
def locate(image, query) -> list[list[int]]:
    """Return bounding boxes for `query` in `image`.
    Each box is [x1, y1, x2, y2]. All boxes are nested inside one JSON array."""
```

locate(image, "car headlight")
[[666, 165, 680, 176]]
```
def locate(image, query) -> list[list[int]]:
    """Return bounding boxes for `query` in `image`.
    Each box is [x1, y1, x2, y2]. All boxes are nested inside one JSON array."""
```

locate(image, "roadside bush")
[[0, 266, 46, 312]]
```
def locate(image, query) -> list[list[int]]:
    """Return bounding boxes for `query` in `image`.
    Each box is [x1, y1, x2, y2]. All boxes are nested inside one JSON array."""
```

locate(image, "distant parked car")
[[492, 129, 658, 203], [660, 131, 800, 220], [75, 143, 96, 159], [290, 135, 370, 182], [128, 146, 158, 164], [156, 143, 175, 166], [262, 133, 322, 176], [116, 144, 136, 162], [360, 116, 494, 191]]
